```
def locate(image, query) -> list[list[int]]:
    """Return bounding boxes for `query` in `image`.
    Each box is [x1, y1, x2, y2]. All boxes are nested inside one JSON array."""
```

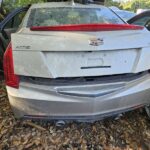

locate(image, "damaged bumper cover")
[[7, 72, 150, 122]]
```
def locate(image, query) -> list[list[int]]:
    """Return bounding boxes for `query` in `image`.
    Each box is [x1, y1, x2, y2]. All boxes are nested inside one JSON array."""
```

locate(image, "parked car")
[[0, 6, 29, 70], [136, 9, 150, 14], [128, 10, 150, 31], [113, 10, 136, 21], [4, 2, 150, 121]]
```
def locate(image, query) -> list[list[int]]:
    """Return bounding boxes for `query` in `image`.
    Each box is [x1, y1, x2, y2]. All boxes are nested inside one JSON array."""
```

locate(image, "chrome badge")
[[89, 38, 104, 46]]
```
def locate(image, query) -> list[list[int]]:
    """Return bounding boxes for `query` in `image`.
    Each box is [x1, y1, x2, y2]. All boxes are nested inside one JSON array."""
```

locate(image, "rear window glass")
[[27, 7, 124, 27]]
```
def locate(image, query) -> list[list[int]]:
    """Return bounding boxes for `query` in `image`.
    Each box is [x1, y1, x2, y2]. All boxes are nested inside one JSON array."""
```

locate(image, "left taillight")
[[3, 43, 19, 88]]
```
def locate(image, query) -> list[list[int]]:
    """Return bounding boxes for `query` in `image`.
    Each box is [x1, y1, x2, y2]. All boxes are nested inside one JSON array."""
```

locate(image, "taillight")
[[30, 24, 144, 31], [3, 43, 19, 88]]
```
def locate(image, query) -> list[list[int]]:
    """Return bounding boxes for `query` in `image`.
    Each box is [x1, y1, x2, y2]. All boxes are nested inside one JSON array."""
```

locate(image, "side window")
[[4, 10, 27, 29], [132, 16, 150, 26], [13, 11, 26, 28]]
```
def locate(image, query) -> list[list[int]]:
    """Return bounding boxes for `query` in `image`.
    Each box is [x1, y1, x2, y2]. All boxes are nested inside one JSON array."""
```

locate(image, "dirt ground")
[[0, 81, 150, 150]]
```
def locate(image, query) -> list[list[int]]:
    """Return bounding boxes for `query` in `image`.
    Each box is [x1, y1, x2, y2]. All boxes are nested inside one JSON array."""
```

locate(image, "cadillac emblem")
[[89, 38, 104, 46]]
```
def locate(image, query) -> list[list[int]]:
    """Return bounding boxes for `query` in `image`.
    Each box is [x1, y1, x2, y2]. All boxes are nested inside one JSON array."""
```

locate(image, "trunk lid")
[[12, 28, 149, 51], [11, 28, 150, 78]]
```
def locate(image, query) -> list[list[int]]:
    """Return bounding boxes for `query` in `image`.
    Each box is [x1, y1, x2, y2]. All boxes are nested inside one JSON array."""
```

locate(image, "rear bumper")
[[7, 73, 150, 121]]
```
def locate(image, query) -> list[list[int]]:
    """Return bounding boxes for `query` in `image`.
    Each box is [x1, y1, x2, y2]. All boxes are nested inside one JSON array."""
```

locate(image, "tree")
[[2, 0, 46, 13], [105, 0, 121, 8], [121, 0, 150, 12]]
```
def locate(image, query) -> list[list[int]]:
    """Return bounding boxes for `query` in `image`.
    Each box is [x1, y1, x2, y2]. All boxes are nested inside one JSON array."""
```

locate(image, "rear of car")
[[4, 2, 150, 121]]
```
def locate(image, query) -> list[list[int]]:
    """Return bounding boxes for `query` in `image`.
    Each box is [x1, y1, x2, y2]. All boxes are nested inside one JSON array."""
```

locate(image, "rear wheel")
[[145, 105, 150, 119]]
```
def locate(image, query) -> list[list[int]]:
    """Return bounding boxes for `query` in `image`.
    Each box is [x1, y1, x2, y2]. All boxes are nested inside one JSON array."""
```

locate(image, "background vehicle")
[[0, 6, 29, 71], [114, 10, 136, 21], [128, 10, 150, 31], [109, 7, 136, 21], [136, 9, 150, 14], [4, 2, 150, 121]]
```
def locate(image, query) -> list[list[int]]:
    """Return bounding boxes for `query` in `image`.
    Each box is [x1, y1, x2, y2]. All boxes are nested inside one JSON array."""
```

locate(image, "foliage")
[[105, 0, 150, 12], [1, 0, 150, 18], [3, 0, 46, 11], [121, 0, 150, 12], [105, 0, 121, 8], [0, 0, 47, 20]]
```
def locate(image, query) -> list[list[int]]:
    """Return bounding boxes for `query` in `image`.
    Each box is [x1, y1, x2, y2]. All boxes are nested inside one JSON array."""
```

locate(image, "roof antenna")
[[70, 0, 75, 6]]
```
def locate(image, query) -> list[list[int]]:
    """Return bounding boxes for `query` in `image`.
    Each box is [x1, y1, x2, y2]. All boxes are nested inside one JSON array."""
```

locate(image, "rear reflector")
[[30, 24, 144, 31], [3, 43, 19, 88]]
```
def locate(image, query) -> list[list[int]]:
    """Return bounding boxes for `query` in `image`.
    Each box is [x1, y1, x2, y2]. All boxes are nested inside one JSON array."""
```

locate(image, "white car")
[[4, 2, 150, 121]]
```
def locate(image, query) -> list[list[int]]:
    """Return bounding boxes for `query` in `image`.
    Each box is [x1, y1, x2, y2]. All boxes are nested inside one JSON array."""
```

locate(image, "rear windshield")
[[27, 7, 124, 27]]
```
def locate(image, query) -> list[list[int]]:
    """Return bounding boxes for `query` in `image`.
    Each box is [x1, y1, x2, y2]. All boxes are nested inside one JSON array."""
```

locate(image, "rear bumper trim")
[[23, 104, 144, 122]]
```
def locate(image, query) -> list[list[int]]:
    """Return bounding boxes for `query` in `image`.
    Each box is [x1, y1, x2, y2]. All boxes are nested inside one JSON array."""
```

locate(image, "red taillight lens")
[[30, 24, 144, 31], [3, 43, 19, 88]]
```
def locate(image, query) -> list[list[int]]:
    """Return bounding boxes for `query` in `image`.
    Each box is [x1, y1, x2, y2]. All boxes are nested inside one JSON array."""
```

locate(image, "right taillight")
[[3, 43, 19, 88]]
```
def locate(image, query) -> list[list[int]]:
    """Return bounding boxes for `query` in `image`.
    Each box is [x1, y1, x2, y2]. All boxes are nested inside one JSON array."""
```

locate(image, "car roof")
[[30, 2, 106, 9]]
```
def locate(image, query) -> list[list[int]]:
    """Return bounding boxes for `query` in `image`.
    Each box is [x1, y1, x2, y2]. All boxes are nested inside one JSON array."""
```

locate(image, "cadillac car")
[[4, 2, 150, 121]]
